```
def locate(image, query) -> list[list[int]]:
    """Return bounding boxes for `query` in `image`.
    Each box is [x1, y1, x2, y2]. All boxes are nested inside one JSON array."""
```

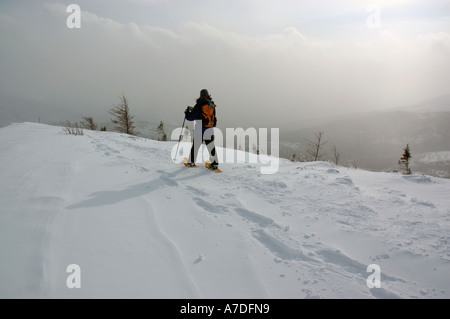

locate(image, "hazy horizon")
[[1, 0, 449, 129]]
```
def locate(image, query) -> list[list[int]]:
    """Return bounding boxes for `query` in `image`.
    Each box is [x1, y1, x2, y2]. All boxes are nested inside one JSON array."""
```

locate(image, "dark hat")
[[200, 89, 209, 97]]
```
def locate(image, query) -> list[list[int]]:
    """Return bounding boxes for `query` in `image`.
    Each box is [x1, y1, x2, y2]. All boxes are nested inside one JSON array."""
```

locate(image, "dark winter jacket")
[[185, 97, 217, 133]]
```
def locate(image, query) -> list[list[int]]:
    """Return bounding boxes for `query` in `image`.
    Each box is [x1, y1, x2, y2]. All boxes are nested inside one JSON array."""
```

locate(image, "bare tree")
[[331, 143, 340, 165], [306, 131, 327, 161], [63, 121, 84, 136], [80, 115, 98, 130], [109, 94, 137, 136]]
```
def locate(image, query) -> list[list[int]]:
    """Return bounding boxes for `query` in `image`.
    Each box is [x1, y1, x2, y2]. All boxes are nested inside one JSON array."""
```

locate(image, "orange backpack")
[[202, 104, 216, 128]]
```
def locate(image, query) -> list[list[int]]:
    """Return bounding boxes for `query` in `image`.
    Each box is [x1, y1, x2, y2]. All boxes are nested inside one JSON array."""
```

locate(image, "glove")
[[184, 106, 193, 114]]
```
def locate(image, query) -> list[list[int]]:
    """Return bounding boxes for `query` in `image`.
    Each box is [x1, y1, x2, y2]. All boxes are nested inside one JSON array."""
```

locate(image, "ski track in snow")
[[1, 123, 450, 298]]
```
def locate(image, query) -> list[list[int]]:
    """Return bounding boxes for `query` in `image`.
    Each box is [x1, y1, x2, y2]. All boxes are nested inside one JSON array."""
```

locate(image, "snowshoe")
[[183, 157, 198, 168], [205, 161, 222, 173]]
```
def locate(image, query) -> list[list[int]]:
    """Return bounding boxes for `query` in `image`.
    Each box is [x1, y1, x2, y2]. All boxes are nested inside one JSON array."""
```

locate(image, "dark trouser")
[[189, 134, 218, 164]]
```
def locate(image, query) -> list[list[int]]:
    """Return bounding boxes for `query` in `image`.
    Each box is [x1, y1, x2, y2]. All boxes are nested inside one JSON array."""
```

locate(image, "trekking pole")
[[173, 117, 186, 162]]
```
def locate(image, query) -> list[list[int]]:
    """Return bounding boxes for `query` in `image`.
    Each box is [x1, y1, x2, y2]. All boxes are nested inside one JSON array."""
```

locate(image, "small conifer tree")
[[109, 94, 137, 136], [156, 121, 167, 141], [399, 144, 412, 175]]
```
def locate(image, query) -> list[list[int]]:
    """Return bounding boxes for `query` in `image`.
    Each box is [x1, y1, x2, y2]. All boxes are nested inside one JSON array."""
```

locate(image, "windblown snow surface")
[[1, 122, 450, 299]]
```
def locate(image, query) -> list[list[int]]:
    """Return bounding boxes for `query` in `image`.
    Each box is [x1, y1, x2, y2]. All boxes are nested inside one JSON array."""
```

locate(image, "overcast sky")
[[1, 0, 449, 128]]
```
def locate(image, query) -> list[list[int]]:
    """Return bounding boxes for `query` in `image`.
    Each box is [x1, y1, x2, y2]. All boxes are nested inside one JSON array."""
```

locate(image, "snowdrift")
[[1, 122, 449, 299]]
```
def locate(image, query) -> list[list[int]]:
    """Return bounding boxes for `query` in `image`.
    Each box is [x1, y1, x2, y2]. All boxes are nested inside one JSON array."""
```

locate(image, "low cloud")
[[0, 2, 449, 129]]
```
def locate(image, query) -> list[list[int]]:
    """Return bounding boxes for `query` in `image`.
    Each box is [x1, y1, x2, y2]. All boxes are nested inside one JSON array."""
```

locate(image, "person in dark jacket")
[[184, 89, 219, 170]]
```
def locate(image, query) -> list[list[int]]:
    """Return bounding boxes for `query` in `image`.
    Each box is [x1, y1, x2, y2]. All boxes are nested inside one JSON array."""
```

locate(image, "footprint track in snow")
[[182, 179, 402, 298]]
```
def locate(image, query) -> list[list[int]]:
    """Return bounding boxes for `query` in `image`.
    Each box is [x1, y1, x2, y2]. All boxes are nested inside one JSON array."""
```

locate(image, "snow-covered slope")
[[1, 122, 450, 299]]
